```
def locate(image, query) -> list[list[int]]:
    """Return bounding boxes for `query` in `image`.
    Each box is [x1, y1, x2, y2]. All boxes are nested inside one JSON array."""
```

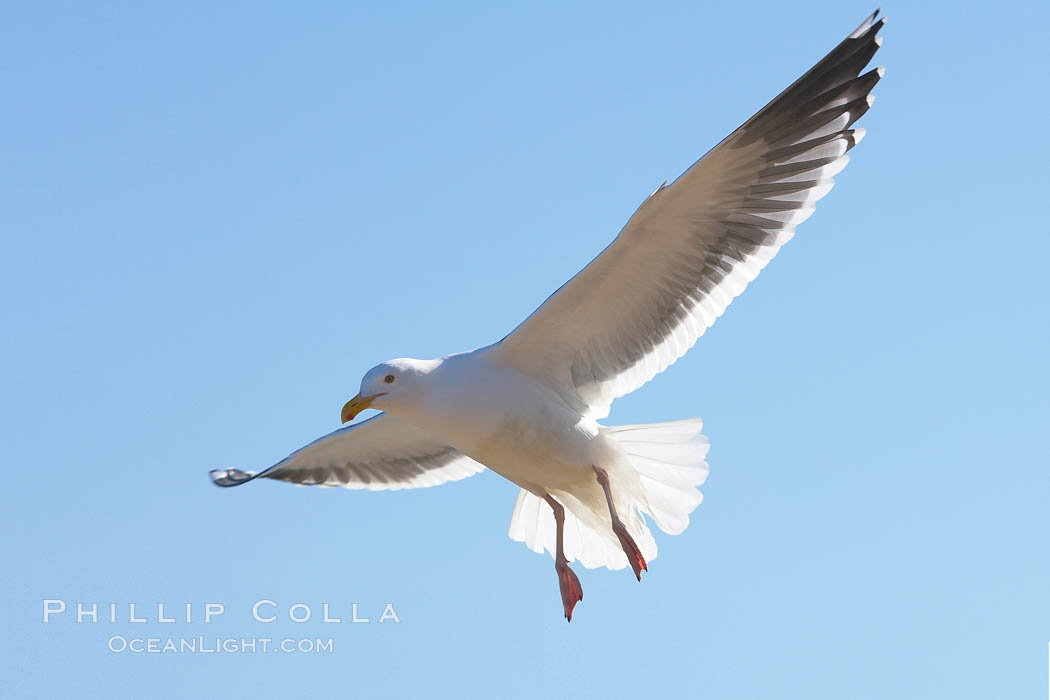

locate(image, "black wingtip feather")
[[850, 9, 883, 39]]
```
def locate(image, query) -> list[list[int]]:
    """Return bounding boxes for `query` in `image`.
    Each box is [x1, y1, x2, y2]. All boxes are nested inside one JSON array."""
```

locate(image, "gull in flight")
[[212, 11, 884, 621]]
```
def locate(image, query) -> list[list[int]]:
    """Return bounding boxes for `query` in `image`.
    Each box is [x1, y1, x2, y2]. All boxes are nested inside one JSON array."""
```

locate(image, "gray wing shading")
[[487, 11, 885, 418], [210, 413, 485, 491]]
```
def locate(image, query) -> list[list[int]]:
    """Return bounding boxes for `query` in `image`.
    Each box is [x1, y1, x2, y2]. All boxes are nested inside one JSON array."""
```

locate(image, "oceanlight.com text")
[[107, 636, 335, 654]]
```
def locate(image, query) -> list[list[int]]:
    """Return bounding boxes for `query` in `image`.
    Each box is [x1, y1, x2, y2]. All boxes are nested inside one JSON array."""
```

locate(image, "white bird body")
[[395, 351, 608, 491], [210, 11, 886, 619]]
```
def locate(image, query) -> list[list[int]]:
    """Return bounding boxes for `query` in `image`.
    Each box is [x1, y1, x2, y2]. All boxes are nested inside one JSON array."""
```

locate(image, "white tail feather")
[[509, 489, 637, 570], [608, 419, 710, 536], [507, 418, 709, 570]]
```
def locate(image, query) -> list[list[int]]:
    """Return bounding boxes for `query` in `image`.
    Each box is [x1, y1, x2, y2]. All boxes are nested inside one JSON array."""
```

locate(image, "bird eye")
[[384, 374, 395, 384]]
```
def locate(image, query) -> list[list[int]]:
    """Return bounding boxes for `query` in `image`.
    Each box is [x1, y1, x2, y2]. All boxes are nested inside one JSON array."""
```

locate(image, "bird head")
[[341, 358, 435, 423]]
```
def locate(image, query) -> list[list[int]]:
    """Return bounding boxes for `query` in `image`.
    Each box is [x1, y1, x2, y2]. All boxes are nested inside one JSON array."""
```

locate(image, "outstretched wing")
[[487, 11, 884, 418], [210, 413, 485, 491]]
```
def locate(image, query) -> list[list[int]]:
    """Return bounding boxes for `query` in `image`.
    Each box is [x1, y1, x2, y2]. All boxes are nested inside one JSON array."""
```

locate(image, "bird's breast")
[[412, 359, 601, 486]]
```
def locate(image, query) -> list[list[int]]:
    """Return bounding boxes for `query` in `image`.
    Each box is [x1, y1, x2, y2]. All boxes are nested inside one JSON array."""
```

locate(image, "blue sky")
[[3, 2, 1048, 698]]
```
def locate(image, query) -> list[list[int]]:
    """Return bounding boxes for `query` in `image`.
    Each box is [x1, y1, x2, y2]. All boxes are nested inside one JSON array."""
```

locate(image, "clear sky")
[[3, 2, 1048, 698]]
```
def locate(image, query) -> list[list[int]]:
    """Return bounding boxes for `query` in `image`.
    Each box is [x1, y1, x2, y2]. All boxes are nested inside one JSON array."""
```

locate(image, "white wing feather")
[[210, 413, 485, 491], [488, 12, 884, 418]]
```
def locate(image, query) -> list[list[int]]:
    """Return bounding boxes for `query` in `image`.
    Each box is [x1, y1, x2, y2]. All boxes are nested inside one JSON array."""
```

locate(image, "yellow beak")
[[340, 392, 386, 424]]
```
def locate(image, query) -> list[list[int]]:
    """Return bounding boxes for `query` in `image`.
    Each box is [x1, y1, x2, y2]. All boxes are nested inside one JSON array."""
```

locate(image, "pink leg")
[[544, 494, 583, 622], [593, 465, 647, 581]]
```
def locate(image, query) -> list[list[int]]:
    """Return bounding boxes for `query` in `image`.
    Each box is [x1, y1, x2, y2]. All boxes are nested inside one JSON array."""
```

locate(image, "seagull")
[[211, 11, 884, 621]]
